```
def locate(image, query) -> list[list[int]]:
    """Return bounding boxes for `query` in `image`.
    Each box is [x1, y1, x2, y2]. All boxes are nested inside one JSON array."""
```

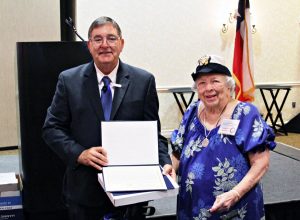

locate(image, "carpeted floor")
[[276, 133, 300, 149]]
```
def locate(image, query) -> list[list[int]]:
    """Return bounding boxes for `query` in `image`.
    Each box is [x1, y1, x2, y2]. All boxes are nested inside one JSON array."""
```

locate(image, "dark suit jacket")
[[42, 60, 171, 207]]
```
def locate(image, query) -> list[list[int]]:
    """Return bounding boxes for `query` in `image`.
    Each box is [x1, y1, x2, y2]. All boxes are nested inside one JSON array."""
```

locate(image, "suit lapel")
[[83, 62, 104, 122], [110, 62, 130, 119]]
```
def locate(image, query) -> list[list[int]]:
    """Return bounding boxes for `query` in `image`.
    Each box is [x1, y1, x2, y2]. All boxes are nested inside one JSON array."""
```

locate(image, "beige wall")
[[76, 0, 300, 131], [251, 0, 300, 122], [0, 0, 60, 147], [0, 0, 300, 147]]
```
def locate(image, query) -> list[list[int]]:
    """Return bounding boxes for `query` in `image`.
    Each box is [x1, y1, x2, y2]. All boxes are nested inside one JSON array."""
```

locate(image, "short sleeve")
[[233, 102, 276, 153], [171, 101, 199, 155]]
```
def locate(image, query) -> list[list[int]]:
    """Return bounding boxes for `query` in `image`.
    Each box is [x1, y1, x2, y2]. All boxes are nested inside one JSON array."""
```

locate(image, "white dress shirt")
[[94, 62, 119, 98]]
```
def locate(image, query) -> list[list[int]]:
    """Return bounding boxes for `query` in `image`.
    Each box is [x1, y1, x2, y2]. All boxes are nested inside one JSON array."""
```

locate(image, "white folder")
[[101, 121, 167, 192]]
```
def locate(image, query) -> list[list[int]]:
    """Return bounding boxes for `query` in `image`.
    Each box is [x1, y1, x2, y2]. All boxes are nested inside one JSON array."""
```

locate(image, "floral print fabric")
[[171, 101, 276, 220]]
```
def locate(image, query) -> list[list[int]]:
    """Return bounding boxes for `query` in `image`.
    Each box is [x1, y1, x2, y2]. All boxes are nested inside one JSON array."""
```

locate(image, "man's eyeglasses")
[[90, 35, 120, 46]]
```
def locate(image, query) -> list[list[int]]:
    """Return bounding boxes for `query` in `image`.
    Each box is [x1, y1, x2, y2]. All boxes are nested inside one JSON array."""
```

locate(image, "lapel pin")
[[111, 83, 122, 88]]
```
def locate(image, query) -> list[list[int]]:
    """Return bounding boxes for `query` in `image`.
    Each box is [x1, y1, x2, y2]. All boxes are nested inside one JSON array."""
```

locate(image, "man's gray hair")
[[88, 16, 122, 39]]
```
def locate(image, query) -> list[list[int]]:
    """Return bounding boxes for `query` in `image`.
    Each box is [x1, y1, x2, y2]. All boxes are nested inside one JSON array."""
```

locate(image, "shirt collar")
[[95, 61, 119, 85]]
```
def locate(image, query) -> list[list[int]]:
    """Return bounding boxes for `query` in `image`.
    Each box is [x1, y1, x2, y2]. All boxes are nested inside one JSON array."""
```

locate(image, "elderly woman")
[[171, 55, 276, 220]]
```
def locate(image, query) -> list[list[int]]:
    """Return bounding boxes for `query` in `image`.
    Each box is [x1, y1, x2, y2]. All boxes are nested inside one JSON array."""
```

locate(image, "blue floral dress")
[[171, 100, 276, 220]]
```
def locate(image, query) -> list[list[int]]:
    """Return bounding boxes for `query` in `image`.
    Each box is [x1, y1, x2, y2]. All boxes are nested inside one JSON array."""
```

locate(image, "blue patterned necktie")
[[101, 76, 112, 121]]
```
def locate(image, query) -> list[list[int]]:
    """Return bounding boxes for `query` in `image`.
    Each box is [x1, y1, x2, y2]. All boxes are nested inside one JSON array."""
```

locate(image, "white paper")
[[0, 191, 20, 197], [0, 172, 18, 192], [101, 121, 159, 165], [0, 173, 17, 185], [102, 166, 167, 192]]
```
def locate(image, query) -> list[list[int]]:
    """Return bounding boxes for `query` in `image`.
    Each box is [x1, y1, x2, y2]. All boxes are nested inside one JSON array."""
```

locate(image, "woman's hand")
[[209, 190, 240, 213], [210, 148, 270, 213], [162, 164, 177, 181]]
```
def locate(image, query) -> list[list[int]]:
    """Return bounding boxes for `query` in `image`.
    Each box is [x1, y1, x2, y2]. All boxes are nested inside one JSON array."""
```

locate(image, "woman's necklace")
[[201, 102, 229, 147]]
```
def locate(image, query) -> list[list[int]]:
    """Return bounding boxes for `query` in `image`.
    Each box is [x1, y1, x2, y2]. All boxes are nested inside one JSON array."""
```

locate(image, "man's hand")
[[162, 164, 177, 181], [77, 146, 108, 170]]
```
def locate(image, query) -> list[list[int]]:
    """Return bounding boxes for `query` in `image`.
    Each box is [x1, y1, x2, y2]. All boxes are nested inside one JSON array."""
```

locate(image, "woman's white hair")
[[192, 75, 236, 97], [225, 76, 236, 97]]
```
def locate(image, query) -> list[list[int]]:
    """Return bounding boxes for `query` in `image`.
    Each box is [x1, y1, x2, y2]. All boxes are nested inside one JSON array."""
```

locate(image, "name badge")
[[218, 119, 240, 136]]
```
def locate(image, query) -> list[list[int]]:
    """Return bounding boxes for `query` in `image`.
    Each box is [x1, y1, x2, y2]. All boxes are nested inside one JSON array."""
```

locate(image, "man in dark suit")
[[42, 16, 175, 220]]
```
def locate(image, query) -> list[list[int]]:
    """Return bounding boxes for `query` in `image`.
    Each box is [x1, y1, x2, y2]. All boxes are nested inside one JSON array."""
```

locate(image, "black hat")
[[191, 55, 231, 81]]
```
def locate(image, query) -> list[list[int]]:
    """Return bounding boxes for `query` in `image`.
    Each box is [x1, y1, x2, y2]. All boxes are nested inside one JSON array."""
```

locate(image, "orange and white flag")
[[232, 0, 255, 102]]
